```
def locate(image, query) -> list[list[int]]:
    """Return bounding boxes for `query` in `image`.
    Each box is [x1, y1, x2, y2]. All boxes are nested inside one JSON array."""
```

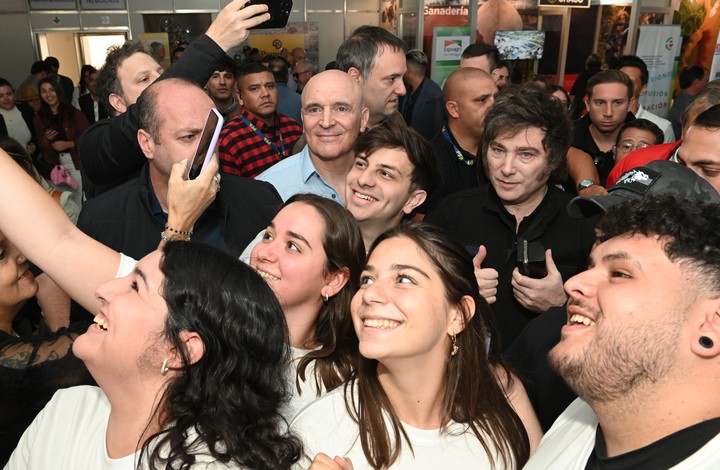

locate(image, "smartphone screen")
[[248, 0, 293, 29], [186, 108, 224, 180]]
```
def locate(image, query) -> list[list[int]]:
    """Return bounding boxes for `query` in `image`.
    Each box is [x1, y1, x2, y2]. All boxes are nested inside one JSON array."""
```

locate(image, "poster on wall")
[[431, 26, 470, 84], [708, 31, 720, 80], [423, 0, 537, 65], [671, 0, 720, 75], [596, 5, 632, 68], [380, 0, 398, 35], [636, 25, 682, 118], [243, 22, 319, 67]]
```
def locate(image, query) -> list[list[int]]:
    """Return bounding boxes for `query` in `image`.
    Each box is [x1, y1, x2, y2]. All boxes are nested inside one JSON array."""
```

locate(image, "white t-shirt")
[[636, 104, 675, 143], [0, 107, 31, 146], [290, 384, 503, 469], [116, 253, 138, 278], [524, 398, 720, 469], [283, 346, 323, 422], [5, 386, 239, 470]]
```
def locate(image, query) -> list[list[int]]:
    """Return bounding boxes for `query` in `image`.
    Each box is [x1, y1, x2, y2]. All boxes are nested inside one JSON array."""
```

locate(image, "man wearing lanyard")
[[218, 63, 302, 178], [422, 67, 497, 213]]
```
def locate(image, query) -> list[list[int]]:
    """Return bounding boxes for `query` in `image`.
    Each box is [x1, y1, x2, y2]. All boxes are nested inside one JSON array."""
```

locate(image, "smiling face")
[[73, 250, 170, 380], [0, 86, 14, 111], [301, 71, 368, 162], [485, 126, 550, 213], [351, 236, 457, 364], [345, 147, 424, 231], [0, 232, 38, 317], [39, 82, 59, 109], [250, 202, 332, 319], [548, 234, 688, 403], [585, 82, 632, 135], [238, 71, 278, 121], [356, 45, 407, 126]]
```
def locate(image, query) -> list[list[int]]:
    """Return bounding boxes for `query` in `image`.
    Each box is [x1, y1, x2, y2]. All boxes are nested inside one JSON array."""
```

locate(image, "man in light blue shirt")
[[258, 70, 368, 203]]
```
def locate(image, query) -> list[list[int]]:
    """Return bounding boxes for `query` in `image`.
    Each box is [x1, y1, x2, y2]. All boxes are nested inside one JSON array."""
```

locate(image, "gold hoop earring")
[[450, 334, 458, 357]]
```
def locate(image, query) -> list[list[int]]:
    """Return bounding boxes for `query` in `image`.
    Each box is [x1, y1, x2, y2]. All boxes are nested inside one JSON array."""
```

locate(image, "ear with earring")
[[450, 334, 458, 357]]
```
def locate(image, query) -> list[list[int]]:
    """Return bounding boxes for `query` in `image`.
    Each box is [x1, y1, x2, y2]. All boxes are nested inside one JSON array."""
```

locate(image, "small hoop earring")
[[160, 358, 169, 375], [450, 334, 458, 357], [699, 336, 714, 349], [323, 292, 329, 302]]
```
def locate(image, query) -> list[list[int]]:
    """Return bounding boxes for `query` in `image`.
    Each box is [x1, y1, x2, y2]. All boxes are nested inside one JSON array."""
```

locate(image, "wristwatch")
[[576, 179, 596, 192]]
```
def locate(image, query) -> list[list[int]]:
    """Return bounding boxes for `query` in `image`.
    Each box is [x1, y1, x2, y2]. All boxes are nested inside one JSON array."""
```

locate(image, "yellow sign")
[[250, 34, 305, 57]]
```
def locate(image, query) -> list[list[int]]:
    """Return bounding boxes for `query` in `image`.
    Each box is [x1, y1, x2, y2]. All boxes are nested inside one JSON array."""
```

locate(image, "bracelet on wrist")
[[160, 231, 191, 243], [164, 224, 193, 237]]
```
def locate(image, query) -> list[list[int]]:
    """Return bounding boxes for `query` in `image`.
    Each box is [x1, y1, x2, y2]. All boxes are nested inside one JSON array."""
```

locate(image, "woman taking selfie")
[[250, 193, 365, 419], [292, 224, 541, 469], [0, 145, 301, 469]]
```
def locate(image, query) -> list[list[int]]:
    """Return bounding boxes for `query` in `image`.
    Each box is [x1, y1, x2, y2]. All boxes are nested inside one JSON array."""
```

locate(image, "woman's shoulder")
[[290, 382, 352, 428]]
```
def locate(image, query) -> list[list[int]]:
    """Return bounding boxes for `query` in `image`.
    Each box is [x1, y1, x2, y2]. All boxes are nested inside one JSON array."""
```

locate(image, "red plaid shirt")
[[219, 108, 302, 178]]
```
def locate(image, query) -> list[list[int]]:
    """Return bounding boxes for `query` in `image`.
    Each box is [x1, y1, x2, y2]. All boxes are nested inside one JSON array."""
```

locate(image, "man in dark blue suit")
[[399, 49, 442, 140]]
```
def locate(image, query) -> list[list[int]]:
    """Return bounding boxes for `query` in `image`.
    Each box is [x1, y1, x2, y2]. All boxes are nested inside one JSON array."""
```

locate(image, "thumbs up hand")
[[473, 245, 499, 305]]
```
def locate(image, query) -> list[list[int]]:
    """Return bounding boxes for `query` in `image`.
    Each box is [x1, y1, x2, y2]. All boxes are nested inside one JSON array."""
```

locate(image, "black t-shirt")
[[585, 418, 720, 469], [571, 113, 635, 188], [422, 125, 487, 214]]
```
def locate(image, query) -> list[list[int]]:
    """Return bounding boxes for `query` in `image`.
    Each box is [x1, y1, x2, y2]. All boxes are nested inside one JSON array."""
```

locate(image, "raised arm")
[[0, 149, 120, 313], [80, 0, 269, 187]]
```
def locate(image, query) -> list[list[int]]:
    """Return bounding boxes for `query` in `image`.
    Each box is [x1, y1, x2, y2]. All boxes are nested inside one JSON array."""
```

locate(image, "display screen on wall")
[[30, 0, 76, 10], [494, 30, 545, 60], [80, 0, 126, 9]]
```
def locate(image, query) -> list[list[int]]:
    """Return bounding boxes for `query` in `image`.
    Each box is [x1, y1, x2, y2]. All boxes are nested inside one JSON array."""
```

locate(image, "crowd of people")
[[1, 0, 719, 468]]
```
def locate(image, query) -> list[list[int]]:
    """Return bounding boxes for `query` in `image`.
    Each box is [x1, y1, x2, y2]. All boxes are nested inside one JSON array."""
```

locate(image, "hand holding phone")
[[247, 0, 293, 29], [517, 239, 547, 279], [186, 108, 224, 180]]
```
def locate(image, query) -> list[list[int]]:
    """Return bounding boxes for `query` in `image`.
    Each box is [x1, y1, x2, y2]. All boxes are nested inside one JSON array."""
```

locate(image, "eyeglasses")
[[292, 70, 310, 79], [615, 140, 651, 154]]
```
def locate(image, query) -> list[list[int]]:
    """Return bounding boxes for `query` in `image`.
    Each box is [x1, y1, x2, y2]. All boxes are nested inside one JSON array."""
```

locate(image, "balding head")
[[137, 78, 214, 183], [444, 67, 495, 102], [443, 67, 498, 139], [300, 70, 368, 162], [302, 70, 364, 109]]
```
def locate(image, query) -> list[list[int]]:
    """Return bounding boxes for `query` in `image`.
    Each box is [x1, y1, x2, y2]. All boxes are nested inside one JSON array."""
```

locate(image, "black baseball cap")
[[567, 160, 720, 218]]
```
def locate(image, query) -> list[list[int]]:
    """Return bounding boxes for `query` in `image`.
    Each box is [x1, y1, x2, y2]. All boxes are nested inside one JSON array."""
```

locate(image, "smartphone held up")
[[247, 0, 293, 29], [185, 108, 224, 180]]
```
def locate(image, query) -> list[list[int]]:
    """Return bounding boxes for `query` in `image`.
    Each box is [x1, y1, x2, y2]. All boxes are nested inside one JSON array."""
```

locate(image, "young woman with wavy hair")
[[249, 193, 366, 419], [0, 147, 301, 469], [293, 224, 541, 469]]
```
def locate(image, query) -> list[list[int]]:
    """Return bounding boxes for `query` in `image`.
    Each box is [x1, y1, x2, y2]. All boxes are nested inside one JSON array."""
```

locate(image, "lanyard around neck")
[[241, 114, 286, 158], [442, 125, 475, 166]]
